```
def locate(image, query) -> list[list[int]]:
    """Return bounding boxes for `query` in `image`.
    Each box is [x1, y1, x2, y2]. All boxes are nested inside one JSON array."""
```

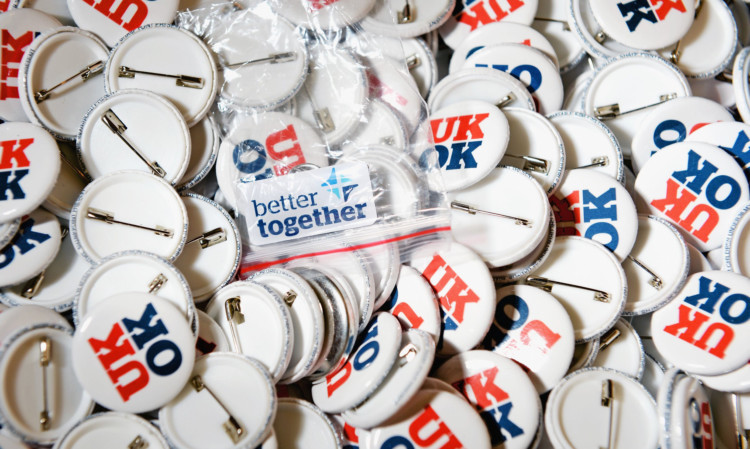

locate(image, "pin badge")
[[54, 412, 171, 449], [336, 99, 409, 157], [428, 68, 535, 113], [273, 399, 339, 448], [532, 0, 584, 72], [591, 318, 646, 380], [361, 0, 455, 38], [0, 208, 62, 289], [438, 0, 540, 50], [380, 265, 442, 344], [657, 368, 716, 449]]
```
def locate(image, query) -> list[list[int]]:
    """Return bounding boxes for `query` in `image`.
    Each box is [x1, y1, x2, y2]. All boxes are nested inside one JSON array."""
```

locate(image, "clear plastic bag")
[[177, 0, 450, 277]]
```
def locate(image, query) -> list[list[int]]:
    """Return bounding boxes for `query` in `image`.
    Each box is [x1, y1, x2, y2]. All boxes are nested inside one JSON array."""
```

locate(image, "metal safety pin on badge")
[[34, 60, 104, 104], [102, 109, 166, 178], [118, 66, 204, 89], [601, 379, 615, 449], [186, 228, 226, 249], [397, 0, 414, 24], [39, 336, 51, 431], [191, 374, 244, 443], [224, 297, 244, 353], [570, 156, 610, 170], [595, 94, 678, 120], [525, 276, 611, 303], [451, 201, 532, 227], [223, 52, 297, 69], [626, 255, 663, 290], [128, 435, 148, 449], [301, 84, 335, 133], [86, 208, 174, 237], [670, 0, 703, 64], [502, 154, 550, 174]]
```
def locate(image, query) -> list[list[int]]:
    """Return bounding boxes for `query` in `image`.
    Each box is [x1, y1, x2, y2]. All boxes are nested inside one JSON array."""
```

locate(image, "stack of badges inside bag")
[[2, 0, 750, 448]]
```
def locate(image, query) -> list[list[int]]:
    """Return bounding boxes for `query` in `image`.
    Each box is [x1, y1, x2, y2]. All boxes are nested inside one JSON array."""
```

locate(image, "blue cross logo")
[[321, 168, 358, 202]]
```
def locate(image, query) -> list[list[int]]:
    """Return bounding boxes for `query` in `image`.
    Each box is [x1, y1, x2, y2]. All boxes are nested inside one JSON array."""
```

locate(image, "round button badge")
[[531, 0, 584, 72], [177, 116, 220, 191], [724, 202, 750, 277], [53, 412, 170, 449], [428, 68, 536, 113], [438, 0, 540, 50], [72, 292, 196, 413], [273, 399, 339, 449], [657, 368, 716, 449], [591, 318, 646, 380], [380, 264, 442, 344], [0, 208, 62, 289], [0, 122, 60, 222]]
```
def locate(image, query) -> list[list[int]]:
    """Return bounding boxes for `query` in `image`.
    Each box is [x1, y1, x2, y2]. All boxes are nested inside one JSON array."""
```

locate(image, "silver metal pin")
[[86, 207, 173, 238], [495, 92, 517, 109], [398, 0, 414, 23], [224, 52, 297, 69], [282, 290, 297, 306], [34, 60, 104, 103], [128, 435, 148, 449], [525, 276, 611, 303], [595, 93, 678, 120], [191, 374, 244, 443], [119, 66, 204, 89], [302, 83, 335, 133], [148, 273, 168, 294], [225, 297, 244, 353], [59, 150, 89, 182], [601, 379, 615, 449], [626, 255, 663, 290], [398, 343, 418, 366], [102, 109, 167, 178], [733, 394, 749, 449], [598, 328, 622, 352], [594, 30, 608, 44], [186, 227, 227, 249], [571, 156, 610, 170], [40, 336, 51, 431], [534, 17, 571, 31], [502, 154, 550, 174], [671, 0, 703, 64], [406, 54, 421, 70], [451, 201, 533, 227]]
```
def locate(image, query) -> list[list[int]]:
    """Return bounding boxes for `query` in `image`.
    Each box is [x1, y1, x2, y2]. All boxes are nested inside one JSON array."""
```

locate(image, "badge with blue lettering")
[[435, 350, 539, 449], [366, 389, 492, 449], [0, 323, 95, 445], [311, 312, 401, 413], [482, 284, 575, 394], [215, 111, 328, 211], [651, 271, 750, 376], [236, 161, 377, 245], [550, 169, 638, 260], [546, 368, 660, 449], [634, 141, 750, 252], [409, 242, 496, 355], [0, 8, 61, 122], [462, 44, 564, 114], [429, 100, 509, 191], [657, 369, 716, 449], [588, 0, 695, 50], [686, 121, 750, 183], [567, 0, 641, 61], [438, 0, 539, 50], [0, 122, 60, 222], [631, 96, 734, 174], [0, 208, 61, 288], [72, 292, 196, 413], [381, 265, 442, 344], [428, 67, 536, 113]]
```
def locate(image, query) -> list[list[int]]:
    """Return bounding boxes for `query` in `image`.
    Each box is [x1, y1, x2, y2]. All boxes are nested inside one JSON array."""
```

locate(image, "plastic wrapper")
[[177, 0, 450, 277]]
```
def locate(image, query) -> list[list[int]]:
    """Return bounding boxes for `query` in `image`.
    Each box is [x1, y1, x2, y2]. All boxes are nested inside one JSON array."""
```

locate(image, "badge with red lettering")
[[657, 368, 716, 449], [19, 27, 109, 140], [0, 122, 60, 222], [429, 100, 509, 191], [434, 350, 539, 449], [0, 323, 95, 445], [68, 0, 178, 47], [54, 412, 171, 449], [438, 0, 539, 50], [450, 166, 550, 267], [499, 108, 565, 194], [0, 208, 61, 289], [550, 169, 638, 260], [448, 22, 558, 73], [651, 271, 750, 376], [159, 353, 276, 449], [549, 111, 624, 183], [312, 312, 401, 413], [462, 44, 564, 114], [481, 284, 575, 394], [174, 193, 240, 303], [591, 318, 645, 380], [428, 67, 535, 113], [215, 111, 328, 211], [523, 236, 627, 342], [342, 329, 435, 429], [366, 389, 492, 449], [546, 368, 660, 449], [72, 292, 196, 413], [588, 0, 695, 50], [630, 97, 734, 174], [249, 267, 326, 384], [409, 242, 496, 355], [194, 310, 229, 359], [74, 251, 197, 336], [69, 171, 189, 263], [0, 8, 61, 122], [584, 53, 690, 152], [362, 0, 455, 37], [381, 265, 441, 344], [105, 25, 218, 127], [274, 0, 376, 30], [686, 121, 750, 182], [634, 141, 750, 252]]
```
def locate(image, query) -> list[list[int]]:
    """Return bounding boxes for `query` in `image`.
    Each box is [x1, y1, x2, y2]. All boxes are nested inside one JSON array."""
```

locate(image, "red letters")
[[421, 255, 480, 324], [0, 138, 32, 170], [462, 366, 510, 409], [392, 302, 425, 329], [408, 405, 463, 449], [663, 304, 734, 359], [265, 125, 306, 176], [88, 323, 150, 401], [1, 29, 34, 100], [325, 361, 352, 396], [457, 0, 526, 31], [649, 0, 686, 21], [82, 0, 149, 32]]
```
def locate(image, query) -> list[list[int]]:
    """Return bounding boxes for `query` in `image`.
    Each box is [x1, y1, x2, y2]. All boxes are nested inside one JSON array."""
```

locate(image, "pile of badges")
[[2, 0, 750, 448]]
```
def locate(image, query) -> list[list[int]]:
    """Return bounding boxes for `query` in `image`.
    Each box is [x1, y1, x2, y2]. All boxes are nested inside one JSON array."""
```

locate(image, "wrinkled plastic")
[[177, 0, 450, 277]]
